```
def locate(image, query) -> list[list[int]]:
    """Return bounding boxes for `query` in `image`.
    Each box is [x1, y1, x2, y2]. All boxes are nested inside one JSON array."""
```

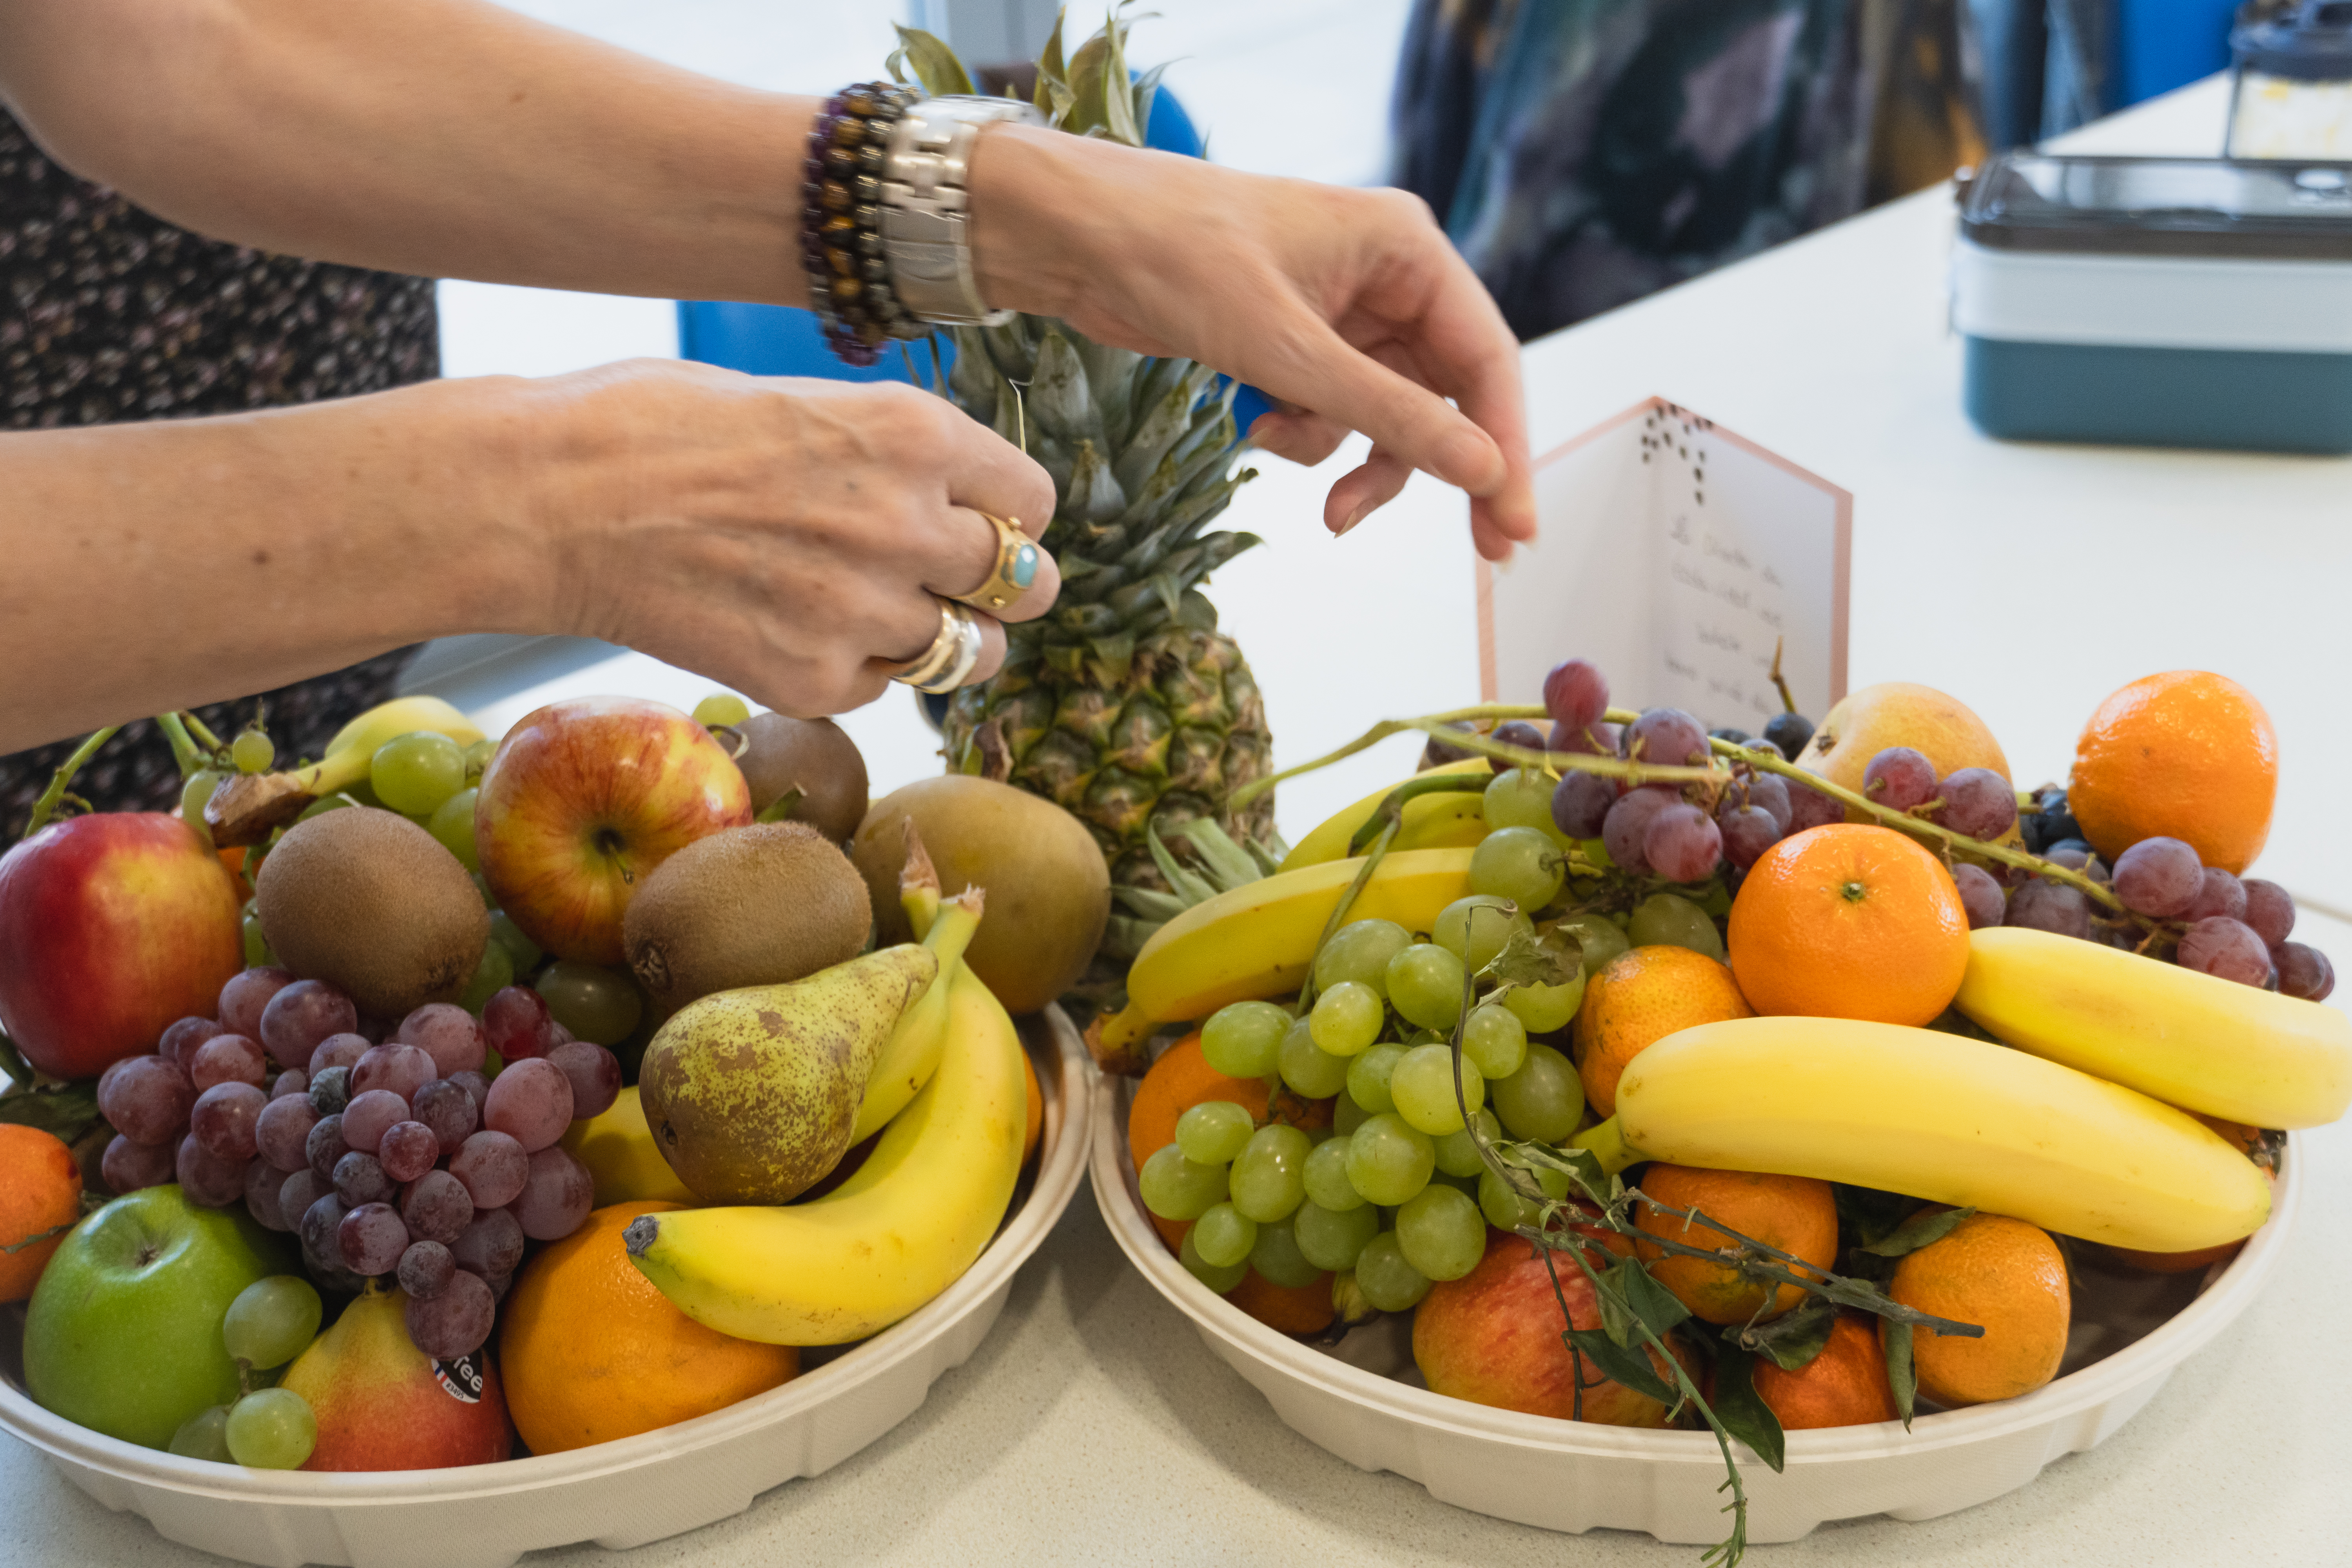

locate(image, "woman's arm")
[[0, 0, 1532, 547]]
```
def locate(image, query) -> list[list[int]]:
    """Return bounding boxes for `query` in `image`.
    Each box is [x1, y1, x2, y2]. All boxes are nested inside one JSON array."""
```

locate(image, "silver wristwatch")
[[881, 96, 1044, 327]]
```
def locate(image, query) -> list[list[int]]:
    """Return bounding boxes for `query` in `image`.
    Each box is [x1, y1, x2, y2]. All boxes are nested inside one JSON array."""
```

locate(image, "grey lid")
[[2233, 0, 2352, 82], [1958, 152, 2352, 259]]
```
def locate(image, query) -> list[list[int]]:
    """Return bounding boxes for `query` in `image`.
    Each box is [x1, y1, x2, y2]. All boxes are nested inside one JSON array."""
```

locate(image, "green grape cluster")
[[1149, 899, 1608, 1313]]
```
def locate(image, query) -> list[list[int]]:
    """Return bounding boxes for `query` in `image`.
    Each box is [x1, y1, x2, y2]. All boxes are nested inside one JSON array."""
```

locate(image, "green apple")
[[24, 1184, 293, 1449]]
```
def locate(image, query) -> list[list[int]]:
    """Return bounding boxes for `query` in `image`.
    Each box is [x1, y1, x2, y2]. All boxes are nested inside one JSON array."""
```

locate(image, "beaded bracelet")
[[804, 82, 926, 367]]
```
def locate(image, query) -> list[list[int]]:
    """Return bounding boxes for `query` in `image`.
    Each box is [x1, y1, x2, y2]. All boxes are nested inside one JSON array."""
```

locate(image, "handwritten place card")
[[1478, 398, 1851, 728]]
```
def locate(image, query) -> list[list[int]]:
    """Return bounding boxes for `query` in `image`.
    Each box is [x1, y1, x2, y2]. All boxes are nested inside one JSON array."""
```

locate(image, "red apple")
[[0, 813, 243, 1079], [474, 697, 751, 965], [1412, 1229, 1693, 1427]]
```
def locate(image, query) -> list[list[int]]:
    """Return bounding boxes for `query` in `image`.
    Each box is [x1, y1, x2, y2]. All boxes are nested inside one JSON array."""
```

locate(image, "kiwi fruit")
[[255, 807, 491, 1017], [853, 776, 1109, 1015], [734, 714, 868, 842], [623, 822, 871, 1015]]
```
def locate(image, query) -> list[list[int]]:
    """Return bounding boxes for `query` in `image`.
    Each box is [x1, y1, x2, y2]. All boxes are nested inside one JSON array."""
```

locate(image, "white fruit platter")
[[0, 1010, 1093, 1568], [1090, 1070, 2299, 1545]]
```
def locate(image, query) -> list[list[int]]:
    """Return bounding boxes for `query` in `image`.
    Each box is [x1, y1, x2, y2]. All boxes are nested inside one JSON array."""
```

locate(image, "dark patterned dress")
[[0, 109, 440, 831]]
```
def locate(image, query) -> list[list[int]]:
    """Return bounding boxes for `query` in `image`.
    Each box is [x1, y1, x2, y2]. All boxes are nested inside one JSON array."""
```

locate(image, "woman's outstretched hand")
[[971, 127, 1537, 563]]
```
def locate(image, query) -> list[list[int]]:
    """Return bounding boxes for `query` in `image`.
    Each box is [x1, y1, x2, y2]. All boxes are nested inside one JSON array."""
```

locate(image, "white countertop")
[[12, 73, 2352, 1568]]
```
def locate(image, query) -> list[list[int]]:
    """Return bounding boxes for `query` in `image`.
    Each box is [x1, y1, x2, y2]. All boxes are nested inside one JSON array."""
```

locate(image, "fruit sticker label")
[[1479, 397, 1850, 731], [434, 1353, 486, 1404]]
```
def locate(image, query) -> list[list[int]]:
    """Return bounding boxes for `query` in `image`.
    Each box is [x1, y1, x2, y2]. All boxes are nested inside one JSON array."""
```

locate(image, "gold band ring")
[[891, 596, 985, 694], [950, 513, 1042, 614]]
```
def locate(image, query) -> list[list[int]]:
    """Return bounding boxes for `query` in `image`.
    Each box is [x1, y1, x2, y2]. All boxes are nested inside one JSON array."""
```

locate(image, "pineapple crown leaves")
[[889, 5, 1166, 147]]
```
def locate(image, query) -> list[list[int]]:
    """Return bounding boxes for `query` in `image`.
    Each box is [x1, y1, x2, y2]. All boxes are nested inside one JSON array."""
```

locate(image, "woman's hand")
[[523, 361, 1059, 718], [970, 127, 1537, 562]]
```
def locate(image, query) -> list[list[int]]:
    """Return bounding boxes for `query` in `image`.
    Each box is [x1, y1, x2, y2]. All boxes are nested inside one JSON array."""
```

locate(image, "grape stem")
[[154, 711, 209, 779], [18, 725, 119, 838], [179, 709, 228, 757]]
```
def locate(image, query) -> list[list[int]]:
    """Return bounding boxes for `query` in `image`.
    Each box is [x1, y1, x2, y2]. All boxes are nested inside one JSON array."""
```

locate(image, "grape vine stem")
[[19, 726, 119, 838]]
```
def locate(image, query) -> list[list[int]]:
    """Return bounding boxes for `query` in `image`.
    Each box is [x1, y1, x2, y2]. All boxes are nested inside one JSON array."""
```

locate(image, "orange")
[[1753, 1312, 1899, 1430], [1632, 1164, 1836, 1323], [1726, 824, 1969, 1025], [1574, 946, 1753, 1117], [2069, 671, 2276, 874], [1227, 1270, 1335, 1336], [0, 1125, 82, 1302], [501, 1201, 797, 1454], [1883, 1211, 2068, 1407]]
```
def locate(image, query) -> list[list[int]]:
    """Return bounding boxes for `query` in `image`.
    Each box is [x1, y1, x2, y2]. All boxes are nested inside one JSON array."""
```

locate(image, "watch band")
[[881, 96, 1044, 327]]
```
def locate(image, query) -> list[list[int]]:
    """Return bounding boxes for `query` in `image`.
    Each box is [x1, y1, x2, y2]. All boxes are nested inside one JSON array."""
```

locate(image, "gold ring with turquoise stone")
[[954, 512, 1041, 613]]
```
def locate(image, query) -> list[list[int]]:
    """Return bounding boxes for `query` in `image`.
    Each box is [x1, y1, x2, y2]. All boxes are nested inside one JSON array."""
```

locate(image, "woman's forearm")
[[0, 380, 547, 753], [0, 0, 820, 304]]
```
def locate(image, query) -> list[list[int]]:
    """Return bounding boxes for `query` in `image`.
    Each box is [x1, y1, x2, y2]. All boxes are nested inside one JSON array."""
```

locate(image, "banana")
[[1099, 847, 1477, 1056], [206, 694, 487, 846], [1279, 759, 1492, 872], [559, 1085, 695, 1208], [849, 892, 979, 1143], [1578, 1016, 2270, 1253], [624, 956, 1029, 1345], [1955, 926, 2352, 1130]]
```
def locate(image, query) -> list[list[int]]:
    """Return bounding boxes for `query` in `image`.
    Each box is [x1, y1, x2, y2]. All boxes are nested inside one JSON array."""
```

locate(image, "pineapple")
[[891, 14, 1278, 984]]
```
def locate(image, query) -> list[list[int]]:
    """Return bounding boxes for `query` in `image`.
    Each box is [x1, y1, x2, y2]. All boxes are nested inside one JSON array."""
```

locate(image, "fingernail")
[[1334, 503, 1369, 536]]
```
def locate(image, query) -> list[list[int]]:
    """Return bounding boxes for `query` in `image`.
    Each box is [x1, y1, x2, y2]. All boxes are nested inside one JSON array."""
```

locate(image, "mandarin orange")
[[2069, 670, 2276, 874], [1574, 946, 1753, 1117], [1726, 824, 1969, 1025], [0, 1124, 81, 1302], [1632, 1164, 1837, 1323], [1753, 1312, 1899, 1430], [1884, 1211, 2068, 1407]]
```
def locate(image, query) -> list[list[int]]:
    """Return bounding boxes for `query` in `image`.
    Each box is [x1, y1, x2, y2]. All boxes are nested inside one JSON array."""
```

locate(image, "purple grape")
[[1550, 770, 1615, 839], [353, 1043, 435, 1103], [309, 1065, 353, 1116], [269, 1069, 309, 1101], [397, 1004, 487, 1078], [244, 1157, 295, 1232], [2185, 867, 2247, 924], [355, 1014, 398, 1045], [449, 1205, 525, 1279], [1624, 708, 1709, 768], [176, 1133, 247, 1206], [333, 1149, 395, 1207], [401, 1168, 476, 1245], [2178, 917, 2271, 987], [398, 1240, 456, 1299], [1762, 712, 1814, 760], [484, 1058, 575, 1152], [1601, 786, 1681, 876], [1736, 773, 1792, 832], [1717, 804, 1782, 870], [2006, 879, 2092, 940], [259, 978, 358, 1071], [511, 1147, 595, 1240], [405, 1269, 496, 1359], [1419, 721, 1478, 768], [255, 1093, 323, 1173], [410, 1079, 480, 1151], [339, 1201, 411, 1276], [2045, 844, 2112, 882], [187, 1034, 267, 1093], [483, 986, 556, 1061], [1786, 779, 1844, 832], [485, 1271, 515, 1304], [1933, 768, 2018, 842], [2242, 880, 2295, 947], [101, 1134, 176, 1194], [379, 1121, 441, 1183], [1950, 863, 2007, 929], [158, 1016, 224, 1067], [2112, 837, 2203, 919], [306, 1112, 350, 1179], [546, 1041, 622, 1122], [298, 1191, 349, 1264], [340, 1088, 410, 1156], [307, 1033, 369, 1078], [2276, 942, 2336, 1002], [218, 966, 294, 1040], [97, 1054, 194, 1145], [447, 1070, 492, 1115], [191, 1081, 266, 1162], [1557, 720, 1622, 758], [1862, 748, 1937, 812], [1488, 720, 1548, 772], [1736, 736, 1786, 762], [548, 1022, 577, 1048], [1644, 803, 1722, 884], [278, 1168, 328, 1232], [449, 1131, 529, 1208], [1543, 658, 1611, 734]]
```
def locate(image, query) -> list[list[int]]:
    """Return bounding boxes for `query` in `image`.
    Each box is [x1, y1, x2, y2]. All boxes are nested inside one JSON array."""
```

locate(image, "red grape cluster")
[[94, 969, 621, 1361]]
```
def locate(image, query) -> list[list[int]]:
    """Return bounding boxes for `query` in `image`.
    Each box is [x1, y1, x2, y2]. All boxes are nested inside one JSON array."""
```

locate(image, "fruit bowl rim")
[[1089, 1068, 2301, 1466], [0, 1005, 1096, 1499]]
